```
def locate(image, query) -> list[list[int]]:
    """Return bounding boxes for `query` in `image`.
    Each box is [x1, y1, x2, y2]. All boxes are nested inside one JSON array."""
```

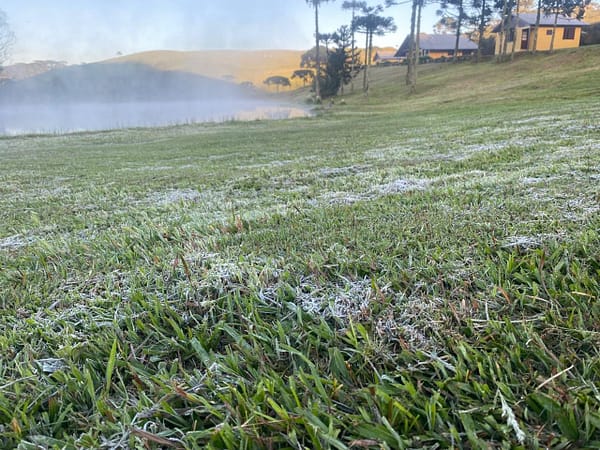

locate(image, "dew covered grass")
[[1, 51, 600, 448]]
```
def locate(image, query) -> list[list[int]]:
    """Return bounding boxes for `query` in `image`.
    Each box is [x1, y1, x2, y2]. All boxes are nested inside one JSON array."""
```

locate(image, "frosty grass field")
[[1, 54, 599, 448]]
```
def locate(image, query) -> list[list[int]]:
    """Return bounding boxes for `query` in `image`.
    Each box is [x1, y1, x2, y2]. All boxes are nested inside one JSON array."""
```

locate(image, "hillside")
[[107, 49, 305, 90], [106, 47, 399, 91], [338, 44, 600, 109], [0, 62, 251, 103], [0, 60, 67, 82]]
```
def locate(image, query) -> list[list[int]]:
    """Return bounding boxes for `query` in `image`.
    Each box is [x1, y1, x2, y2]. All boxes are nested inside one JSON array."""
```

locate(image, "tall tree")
[[342, 1, 367, 91], [0, 9, 15, 71], [472, 0, 493, 61], [438, 0, 471, 62], [495, 0, 516, 61], [387, 0, 423, 92], [353, 5, 396, 92], [321, 26, 360, 96], [305, 0, 336, 101]]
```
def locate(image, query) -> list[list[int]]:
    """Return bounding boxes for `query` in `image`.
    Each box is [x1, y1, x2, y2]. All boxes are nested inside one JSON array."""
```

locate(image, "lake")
[[0, 100, 311, 135]]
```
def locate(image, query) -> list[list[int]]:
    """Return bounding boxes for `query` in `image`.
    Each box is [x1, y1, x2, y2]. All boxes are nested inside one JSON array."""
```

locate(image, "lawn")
[[1, 47, 599, 448]]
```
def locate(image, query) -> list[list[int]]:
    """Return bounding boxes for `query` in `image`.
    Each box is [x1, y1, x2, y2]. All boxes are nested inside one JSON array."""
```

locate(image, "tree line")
[[296, 0, 592, 98]]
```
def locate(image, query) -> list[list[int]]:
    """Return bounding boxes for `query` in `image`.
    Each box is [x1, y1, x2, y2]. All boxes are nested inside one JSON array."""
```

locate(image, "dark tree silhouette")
[[305, 0, 337, 101], [263, 75, 291, 92], [291, 69, 315, 87], [342, 1, 367, 90]]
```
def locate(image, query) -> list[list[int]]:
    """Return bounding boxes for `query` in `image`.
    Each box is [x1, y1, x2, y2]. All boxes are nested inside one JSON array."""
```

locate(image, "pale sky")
[[2, 1, 441, 64]]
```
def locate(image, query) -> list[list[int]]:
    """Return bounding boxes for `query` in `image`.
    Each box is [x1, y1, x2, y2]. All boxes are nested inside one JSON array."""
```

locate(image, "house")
[[395, 33, 478, 60], [492, 13, 588, 54], [373, 51, 403, 65]]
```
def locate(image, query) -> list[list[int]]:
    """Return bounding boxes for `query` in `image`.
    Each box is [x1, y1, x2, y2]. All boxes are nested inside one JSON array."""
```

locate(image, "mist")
[[0, 62, 310, 135]]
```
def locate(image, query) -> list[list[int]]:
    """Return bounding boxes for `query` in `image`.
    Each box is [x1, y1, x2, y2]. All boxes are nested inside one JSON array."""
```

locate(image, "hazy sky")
[[3, 1, 440, 64]]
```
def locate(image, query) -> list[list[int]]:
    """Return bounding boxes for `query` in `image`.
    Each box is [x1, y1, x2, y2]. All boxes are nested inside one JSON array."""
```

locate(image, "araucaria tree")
[[305, 0, 336, 101], [321, 25, 361, 96], [341, 1, 367, 90], [263, 75, 291, 92], [353, 4, 396, 92], [291, 69, 315, 87], [0, 9, 15, 71]]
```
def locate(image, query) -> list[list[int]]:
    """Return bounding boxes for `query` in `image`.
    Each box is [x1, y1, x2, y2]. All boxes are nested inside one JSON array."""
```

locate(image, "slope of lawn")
[[0, 46, 599, 448]]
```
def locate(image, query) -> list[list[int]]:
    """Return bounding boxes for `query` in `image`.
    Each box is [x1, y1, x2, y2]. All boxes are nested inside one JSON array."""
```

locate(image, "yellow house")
[[493, 13, 588, 54]]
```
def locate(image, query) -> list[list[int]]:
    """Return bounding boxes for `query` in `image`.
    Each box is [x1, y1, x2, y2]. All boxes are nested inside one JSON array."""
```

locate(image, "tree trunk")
[[497, 0, 509, 62], [477, 0, 486, 62], [453, 0, 464, 63], [350, 7, 356, 92], [511, 0, 520, 60], [363, 31, 369, 91], [550, 9, 558, 52], [314, 3, 321, 100], [406, 0, 417, 89], [532, 0, 542, 52], [416, 0, 422, 65]]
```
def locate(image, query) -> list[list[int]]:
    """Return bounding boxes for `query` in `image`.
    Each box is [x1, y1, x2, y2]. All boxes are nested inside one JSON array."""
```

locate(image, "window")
[[546, 29, 553, 35], [563, 27, 576, 40]]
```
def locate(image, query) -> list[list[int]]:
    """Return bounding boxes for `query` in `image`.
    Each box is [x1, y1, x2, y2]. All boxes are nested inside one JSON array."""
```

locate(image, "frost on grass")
[[375, 178, 429, 194], [375, 293, 444, 352], [321, 178, 429, 205], [0, 234, 35, 250], [502, 233, 565, 250], [292, 275, 443, 351], [319, 165, 367, 177], [147, 189, 202, 205], [323, 191, 375, 205], [294, 276, 374, 322]]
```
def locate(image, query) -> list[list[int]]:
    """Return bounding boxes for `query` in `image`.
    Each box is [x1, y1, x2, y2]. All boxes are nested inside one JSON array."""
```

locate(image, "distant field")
[[1, 46, 599, 448], [108, 47, 398, 91], [108, 49, 306, 90]]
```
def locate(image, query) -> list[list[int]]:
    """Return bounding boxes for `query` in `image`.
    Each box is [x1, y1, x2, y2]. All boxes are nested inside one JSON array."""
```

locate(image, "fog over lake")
[[0, 62, 310, 135], [0, 100, 310, 135]]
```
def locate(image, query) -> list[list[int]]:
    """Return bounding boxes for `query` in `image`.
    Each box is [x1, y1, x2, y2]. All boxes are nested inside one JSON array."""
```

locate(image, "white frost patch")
[[375, 294, 444, 351], [295, 277, 374, 322], [375, 178, 429, 194], [322, 192, 375, 205], [502, 234, 564, 250], [147, 189, 202, 205], [0, 234, 35, 250], [563, 197, 600, 221], [320, 178, 429, 205], [319, 165, 366, 177], [118, 165, 174, 172]]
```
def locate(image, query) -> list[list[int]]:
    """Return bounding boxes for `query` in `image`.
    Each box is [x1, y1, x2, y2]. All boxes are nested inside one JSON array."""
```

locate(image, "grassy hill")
[[0, 62, 251, 104], [106, 47, 399, 91], [107, 49, 306, 90], [1, 46, 599, 448]]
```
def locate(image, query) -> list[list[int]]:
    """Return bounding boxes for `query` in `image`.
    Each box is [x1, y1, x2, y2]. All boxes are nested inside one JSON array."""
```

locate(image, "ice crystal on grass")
[[0, 234, 35, 250], [375, 178, 429, 194], [295, 276, 374, 323], [319, 165, 366, 177], [147, 188, 202, 205], [499, 392, 526, 444]]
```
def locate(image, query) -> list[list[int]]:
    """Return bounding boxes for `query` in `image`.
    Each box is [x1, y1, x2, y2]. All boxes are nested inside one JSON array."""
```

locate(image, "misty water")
[[0, 100, 311, 135]]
